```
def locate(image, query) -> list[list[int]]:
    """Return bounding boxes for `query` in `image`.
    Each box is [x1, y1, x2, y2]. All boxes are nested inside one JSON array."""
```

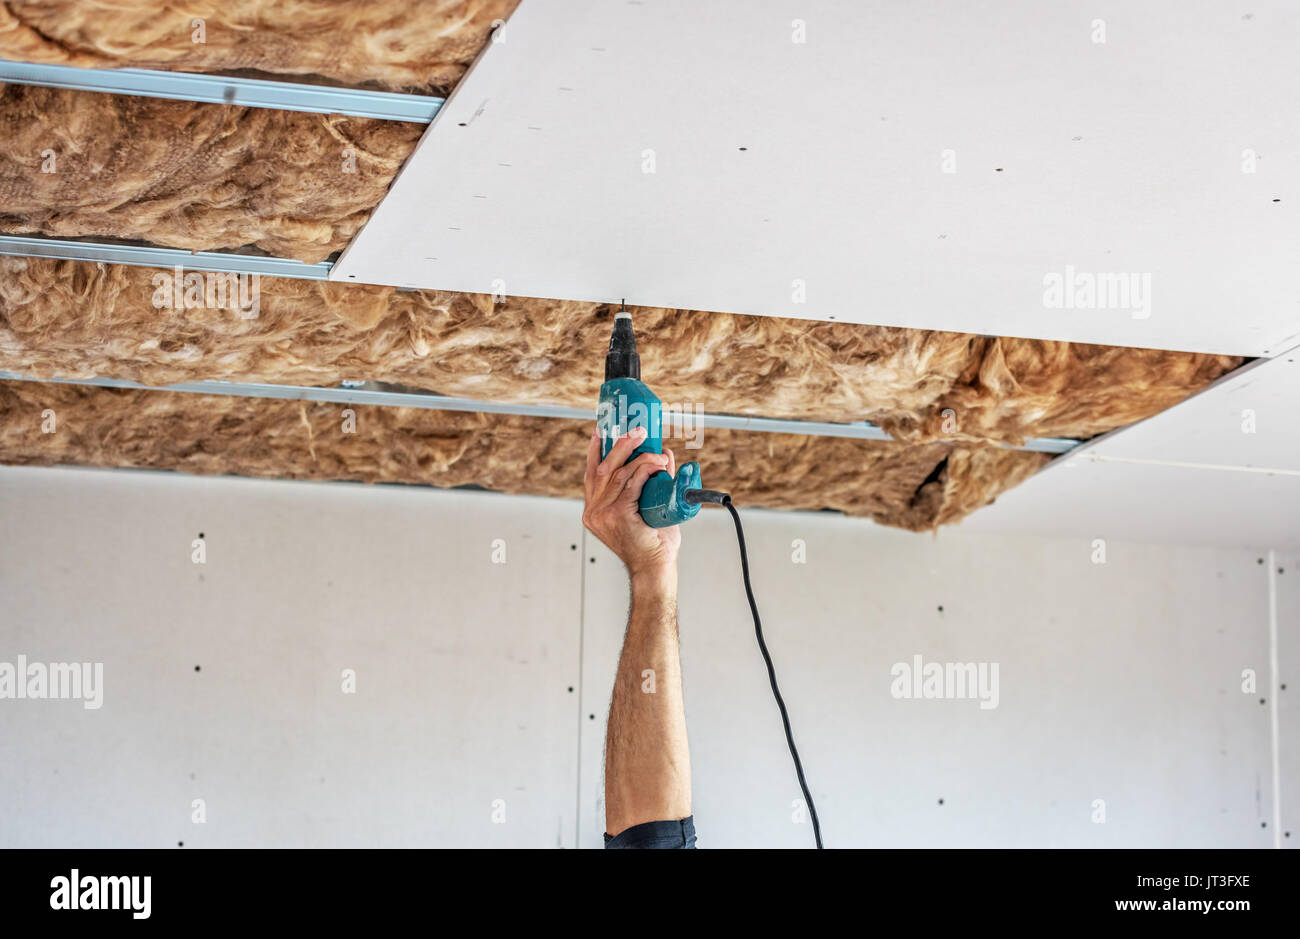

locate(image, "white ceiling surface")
[[333, 0, 1300, 356], [964, 346, 1300, 548]]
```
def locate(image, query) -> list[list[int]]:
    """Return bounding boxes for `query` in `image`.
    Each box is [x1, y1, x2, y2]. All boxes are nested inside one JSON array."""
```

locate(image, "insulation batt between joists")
[[0, 0, 519, 94], [0, 380, 1050, 532], [0, 258, 1242, 447], [0, 84, 424, 263]]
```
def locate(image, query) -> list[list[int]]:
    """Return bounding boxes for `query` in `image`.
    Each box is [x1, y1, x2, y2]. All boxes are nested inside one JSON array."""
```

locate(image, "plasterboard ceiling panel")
[[961, 347, 1300, 547], [961, 456, 1299, 548], [1082, 347, 1299, 470], [333, 0, 1300, 356]]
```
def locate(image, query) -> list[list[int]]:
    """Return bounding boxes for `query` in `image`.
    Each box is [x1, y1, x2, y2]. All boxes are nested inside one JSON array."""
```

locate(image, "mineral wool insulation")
[[0, 257, 1241, 528], [0, 258, 1243, 447], [0, 0, 1246, 529], [0, 0, 519, 94], [0, 380, 1049, 530], [0, 84, 422, 262]]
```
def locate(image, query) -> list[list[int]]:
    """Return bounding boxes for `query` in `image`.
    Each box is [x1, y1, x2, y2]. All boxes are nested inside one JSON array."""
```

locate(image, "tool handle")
[[638, 462, 702, 528], [598, 377, 702, 528]]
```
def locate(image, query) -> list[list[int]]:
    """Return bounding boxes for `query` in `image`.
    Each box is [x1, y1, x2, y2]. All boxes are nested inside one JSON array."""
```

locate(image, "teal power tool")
[[597, 307, 712, 527]]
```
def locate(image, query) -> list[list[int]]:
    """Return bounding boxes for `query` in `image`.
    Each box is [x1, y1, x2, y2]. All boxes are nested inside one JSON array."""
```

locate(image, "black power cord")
[[685, 489, 824, 849]]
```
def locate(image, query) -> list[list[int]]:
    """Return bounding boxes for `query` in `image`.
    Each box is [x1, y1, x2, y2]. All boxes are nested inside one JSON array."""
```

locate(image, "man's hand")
[[582, 426, 681, 585]]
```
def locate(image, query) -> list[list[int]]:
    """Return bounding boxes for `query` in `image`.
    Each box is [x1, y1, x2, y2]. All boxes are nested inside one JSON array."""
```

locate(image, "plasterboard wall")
[[0, 465, 1284, 847], [580, 508, 1277, 847], [0, 466, 582, 848]]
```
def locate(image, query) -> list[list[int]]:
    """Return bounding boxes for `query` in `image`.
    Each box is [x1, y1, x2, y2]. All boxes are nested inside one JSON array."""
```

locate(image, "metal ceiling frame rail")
[[0, 59, 443, 122], [0, 235, 331, 280], [0, 373, 1080, 454]]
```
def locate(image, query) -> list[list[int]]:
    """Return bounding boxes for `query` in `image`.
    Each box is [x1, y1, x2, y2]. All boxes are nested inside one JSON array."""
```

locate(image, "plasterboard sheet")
[[961, 455, 1299, 549], [962, 347, 1300, 547], [333, 0, 1300, 356], [579, 510, 1273, 847], [1084, 347, 1300, 470], [0, 466, 583, 847]]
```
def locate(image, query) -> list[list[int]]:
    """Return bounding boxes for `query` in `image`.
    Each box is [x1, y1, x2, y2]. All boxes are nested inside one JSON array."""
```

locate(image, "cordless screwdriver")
[[596, 306, 719, 527]]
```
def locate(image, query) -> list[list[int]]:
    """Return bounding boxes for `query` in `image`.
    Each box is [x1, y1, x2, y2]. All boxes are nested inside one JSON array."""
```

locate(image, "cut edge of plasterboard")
[[1073, 453, 1300, 477], [329, 11, 517, 285]]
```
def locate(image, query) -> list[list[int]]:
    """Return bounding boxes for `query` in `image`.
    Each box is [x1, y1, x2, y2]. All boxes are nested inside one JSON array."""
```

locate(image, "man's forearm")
[[604, 568, 692, 836]]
